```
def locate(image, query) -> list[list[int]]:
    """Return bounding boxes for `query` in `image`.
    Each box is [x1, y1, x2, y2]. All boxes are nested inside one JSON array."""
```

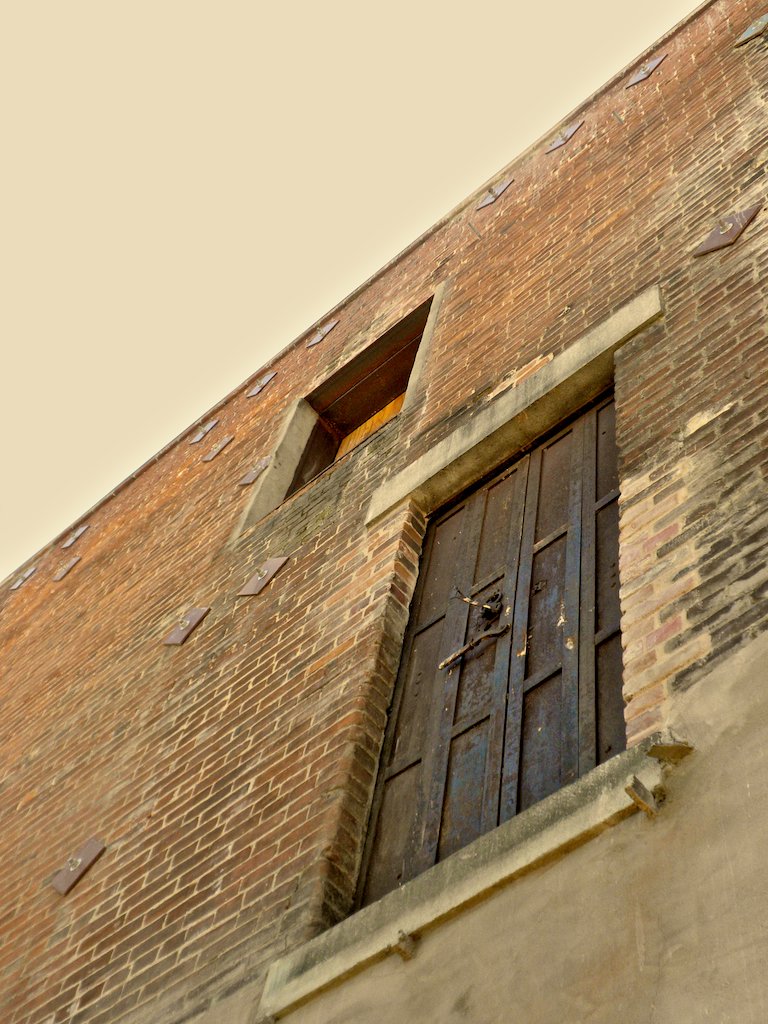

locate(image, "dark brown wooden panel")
[[474, 469, 521, 586], [535, 431, 573, 541], [578, 408, 599, 778], [595, 500, 621, 634], [416, 497, 486, 876], [519, 672, 563, 812], [560, 415, 585, 788], [526, 536, 567, 680], [389, 619, 445, 770], [453, 582, 503, 728], [596, 401, 619, 499], [596, 633, 626, 764], [360, 394, 624, 907], [438, 721, 490, 862], [363, 763, 422, 904], [417, 504, 469, 627], [500, 449, 542, 825], [480, 457, 529, 834]]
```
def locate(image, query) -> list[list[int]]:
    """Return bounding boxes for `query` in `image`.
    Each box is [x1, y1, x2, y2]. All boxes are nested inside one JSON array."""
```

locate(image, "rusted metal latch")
[[453, 587, 502, 620], [439, 623, 510, 671]]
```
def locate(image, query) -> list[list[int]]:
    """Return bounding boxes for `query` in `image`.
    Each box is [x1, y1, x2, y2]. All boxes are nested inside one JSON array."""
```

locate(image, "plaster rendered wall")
[[1, 2, 767, 1023], [278, 629, 768, 1024]]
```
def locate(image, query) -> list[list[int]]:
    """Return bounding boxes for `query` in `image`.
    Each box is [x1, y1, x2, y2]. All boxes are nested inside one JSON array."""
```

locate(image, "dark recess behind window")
[[287, 297, 433, 496]]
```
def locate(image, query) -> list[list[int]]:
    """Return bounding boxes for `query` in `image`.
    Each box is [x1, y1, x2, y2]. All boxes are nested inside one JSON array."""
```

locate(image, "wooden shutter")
[[359, 395, 624, 906]]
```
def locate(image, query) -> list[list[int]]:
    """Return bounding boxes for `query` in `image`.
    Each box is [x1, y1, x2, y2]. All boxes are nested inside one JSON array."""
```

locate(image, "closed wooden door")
[[360, 395, 624, 905]]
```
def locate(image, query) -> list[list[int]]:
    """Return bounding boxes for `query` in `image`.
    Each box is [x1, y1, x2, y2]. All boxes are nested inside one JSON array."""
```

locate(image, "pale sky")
[[1, 0, 705, 583]]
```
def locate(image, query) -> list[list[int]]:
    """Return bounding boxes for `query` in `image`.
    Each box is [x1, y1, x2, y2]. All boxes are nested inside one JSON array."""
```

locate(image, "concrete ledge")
[[259, 738, 670, 1019], [231, 398, 318, 545], [366, 286, 663, 524]]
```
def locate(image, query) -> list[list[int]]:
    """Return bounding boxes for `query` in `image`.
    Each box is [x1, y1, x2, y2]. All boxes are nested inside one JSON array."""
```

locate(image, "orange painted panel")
[[335, 393, 405, 460]]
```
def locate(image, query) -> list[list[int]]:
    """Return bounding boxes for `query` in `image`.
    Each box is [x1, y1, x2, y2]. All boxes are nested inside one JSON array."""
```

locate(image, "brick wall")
[[1, 1, 767, 1021]]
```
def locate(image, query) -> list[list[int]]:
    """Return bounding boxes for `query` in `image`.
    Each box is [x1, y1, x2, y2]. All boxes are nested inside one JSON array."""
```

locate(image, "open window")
[[233, 289, 446, 544], [358, 394, 625, 905], [286, 298, 433, 497]]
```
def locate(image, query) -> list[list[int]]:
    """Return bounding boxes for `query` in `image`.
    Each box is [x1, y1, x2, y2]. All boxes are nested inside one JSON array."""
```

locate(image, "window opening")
[[358, 393, 625, 906], [286, 298, 432, 497]]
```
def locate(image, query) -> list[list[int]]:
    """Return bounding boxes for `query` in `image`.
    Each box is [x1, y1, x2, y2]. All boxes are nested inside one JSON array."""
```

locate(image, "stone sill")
[[260, 735, 687, 1020]]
